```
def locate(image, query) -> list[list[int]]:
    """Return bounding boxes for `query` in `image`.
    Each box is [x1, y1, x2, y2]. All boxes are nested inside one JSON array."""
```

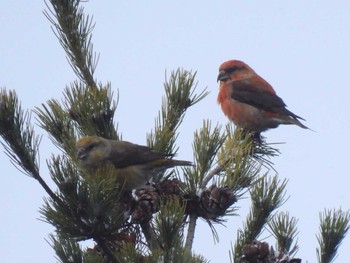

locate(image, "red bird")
[[217, 60, 309, 133]]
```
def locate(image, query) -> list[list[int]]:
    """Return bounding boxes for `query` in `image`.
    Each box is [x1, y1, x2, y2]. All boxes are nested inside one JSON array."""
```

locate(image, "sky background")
[[1, 1, 350, 262]]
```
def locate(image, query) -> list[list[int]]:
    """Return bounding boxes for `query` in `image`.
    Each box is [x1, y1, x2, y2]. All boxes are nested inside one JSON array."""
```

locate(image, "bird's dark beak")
[[77, 148, 86, 160], [217, 70, 230, 82]]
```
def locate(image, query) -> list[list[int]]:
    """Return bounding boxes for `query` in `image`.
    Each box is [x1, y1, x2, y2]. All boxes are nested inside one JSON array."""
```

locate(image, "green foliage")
[[35, 99, 76, 156], [217, 127, 264, 195], [154, 198, 185, 260], [64, 83, 118, 139], [268, 211, 299, 256], [44, 0, 98, 87], [36, 82, 119, 149], [232, 175, 288, 261], [42, 157, 126, 240], [0, 88, 41, 177], [317, 209, 350, 263], [49, 234, 84, 263], [184, 120, 224, 193], [147, 69, 208, 156], [146, 69, 208, 183]]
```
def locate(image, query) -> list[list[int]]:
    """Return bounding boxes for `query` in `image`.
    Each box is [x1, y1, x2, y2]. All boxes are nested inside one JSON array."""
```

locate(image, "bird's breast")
[[220, 98, 275, 131]]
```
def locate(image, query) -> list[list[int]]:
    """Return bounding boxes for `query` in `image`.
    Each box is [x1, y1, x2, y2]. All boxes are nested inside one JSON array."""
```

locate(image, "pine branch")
[[36, 82, 119, 146], [233, 175, 288, 261], [0, 89, 41, 176], [94, 237, 121, 263], [216, 127, 268, 197], [65, 82, 119, 139], [218, 125, 281, 173], [41, 156, 127, 241], [214, 126, 265, 203], [43, 0, 119, 140], [49, 234, 84, 263], [181, 120, 225, 249], [139, 70, 207, 256], [317, 208, 350, 263], [185, 123, 270, 251], [42, 158, 128, 262], [185, 214, 197, 251], [154, 198, 186, 261], [140, 221, 160, 251], [182, 120, 224, 193], [268, 211, 299, 258], [192, 120, 224, 188], [201, 165, 223, 189], [0, 88, 60, 204], [35, 99, 77, 158], [147, 69, 208, 156], [44, 0, 98, 87]]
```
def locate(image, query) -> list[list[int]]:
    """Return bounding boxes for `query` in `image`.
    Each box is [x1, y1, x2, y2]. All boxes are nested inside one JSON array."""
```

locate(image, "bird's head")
[[76, 136, 110, 169], [217, 60, 254, 82]]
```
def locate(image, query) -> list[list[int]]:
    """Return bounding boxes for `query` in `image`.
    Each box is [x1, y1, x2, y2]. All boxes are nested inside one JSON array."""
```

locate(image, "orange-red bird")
[[217, 60, 308, 133]]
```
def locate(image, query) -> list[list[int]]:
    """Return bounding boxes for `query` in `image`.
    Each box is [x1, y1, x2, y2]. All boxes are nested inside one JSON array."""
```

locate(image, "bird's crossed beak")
[[217, 70, 230, 82], [77, 148, 86, 160]]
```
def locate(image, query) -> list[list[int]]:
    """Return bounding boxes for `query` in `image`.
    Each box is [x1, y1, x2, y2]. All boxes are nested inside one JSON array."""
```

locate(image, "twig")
[[201, 165, 223, 189], [185, 214, 197, 250], [94, 237, 120, 263], [140, 221, 160, 251], [32, 170, 63, 206]]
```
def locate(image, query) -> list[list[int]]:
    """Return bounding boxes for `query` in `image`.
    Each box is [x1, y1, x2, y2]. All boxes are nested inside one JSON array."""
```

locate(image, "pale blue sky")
[[1, 1, 350, 262]]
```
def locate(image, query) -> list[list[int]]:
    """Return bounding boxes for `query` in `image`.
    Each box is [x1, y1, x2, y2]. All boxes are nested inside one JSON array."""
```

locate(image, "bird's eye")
[[86, 143, 97, 151], [77, 142, 98, 160], [227, 66, 240, 74]]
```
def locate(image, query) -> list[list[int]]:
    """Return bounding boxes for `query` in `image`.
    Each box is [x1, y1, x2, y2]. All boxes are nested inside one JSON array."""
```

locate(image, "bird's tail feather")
[[283, 108, 311, 130], [154, 159, 192, 169], [290, 117, 310, 129]]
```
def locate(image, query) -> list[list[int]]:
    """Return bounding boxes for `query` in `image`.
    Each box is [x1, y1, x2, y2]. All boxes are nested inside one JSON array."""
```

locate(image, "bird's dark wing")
[[108, 141, 171, 168], [230, 79, 286, 112]]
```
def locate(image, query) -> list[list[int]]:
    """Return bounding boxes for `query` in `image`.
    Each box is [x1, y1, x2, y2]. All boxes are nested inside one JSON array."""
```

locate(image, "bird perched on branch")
[[217, 60, 309, 134], [76, 136, 192, 190]]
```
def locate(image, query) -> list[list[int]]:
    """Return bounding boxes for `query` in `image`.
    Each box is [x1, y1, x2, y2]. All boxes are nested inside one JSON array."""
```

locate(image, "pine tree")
[[1, 1, 349, 262]]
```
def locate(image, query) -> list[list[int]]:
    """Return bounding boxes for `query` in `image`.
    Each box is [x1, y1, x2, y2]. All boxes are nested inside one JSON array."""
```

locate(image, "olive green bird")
[[76, 136, 192, 190]]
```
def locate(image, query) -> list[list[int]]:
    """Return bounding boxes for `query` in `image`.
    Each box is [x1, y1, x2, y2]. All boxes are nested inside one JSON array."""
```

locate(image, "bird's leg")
[[250, 131, 264, 145]]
